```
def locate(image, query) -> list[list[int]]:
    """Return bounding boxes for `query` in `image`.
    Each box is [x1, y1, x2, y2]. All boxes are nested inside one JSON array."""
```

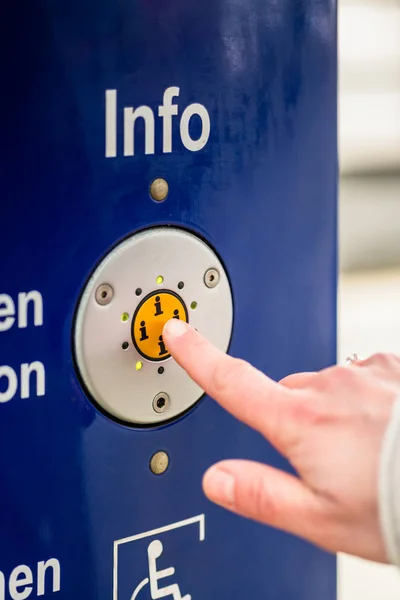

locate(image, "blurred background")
[[338, 0, 400, 598]]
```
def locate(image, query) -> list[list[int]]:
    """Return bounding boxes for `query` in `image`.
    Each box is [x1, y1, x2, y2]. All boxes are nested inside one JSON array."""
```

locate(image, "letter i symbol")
[[158, 335, 168, 356], [140, 321, 149, 341], [154, 296, 163, 316]]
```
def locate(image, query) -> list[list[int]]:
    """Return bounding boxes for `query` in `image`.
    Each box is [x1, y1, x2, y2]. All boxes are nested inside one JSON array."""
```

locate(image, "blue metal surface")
[[0, 0, 337, 598]]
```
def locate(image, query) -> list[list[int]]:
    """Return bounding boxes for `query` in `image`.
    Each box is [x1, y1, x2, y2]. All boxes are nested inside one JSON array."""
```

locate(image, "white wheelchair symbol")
[[131, 540, 191, 600], [113, 514, 204, 600]]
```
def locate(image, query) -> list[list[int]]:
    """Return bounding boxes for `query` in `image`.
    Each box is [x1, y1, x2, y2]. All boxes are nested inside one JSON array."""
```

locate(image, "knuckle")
[[310, 367, 335, 391], [288, 394, 326, 428], [333, 364, 358, 382], [211, 357, 252, 396], [373, 352, 389, 364], [363, 352, 387, 367], [387, 352, 400, 365], [315, 364, 358, 391], [246, 476, 280, 524], [364, 352, 400, 368], [289, 397, 316, 422], [279, 372, 315, 389]]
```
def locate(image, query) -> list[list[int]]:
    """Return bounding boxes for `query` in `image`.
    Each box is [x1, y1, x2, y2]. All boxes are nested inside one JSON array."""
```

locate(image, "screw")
[[95, 284, 114, 305], [152, 392, 170, 414], [150, 178, 169, 202], [150, 451, 169, 475], [204, 268, 220, 289]]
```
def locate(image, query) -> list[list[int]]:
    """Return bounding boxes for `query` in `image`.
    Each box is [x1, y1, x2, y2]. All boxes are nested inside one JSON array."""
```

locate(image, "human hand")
[[163, 319, 399, 562]]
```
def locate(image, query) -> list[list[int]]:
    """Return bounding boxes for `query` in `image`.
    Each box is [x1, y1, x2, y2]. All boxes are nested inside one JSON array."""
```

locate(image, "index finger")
[[163, 319, 297, 451]]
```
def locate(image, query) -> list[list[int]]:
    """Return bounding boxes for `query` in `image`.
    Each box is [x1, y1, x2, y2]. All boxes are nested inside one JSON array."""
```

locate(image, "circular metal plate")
[[73, 227, 233, 425]]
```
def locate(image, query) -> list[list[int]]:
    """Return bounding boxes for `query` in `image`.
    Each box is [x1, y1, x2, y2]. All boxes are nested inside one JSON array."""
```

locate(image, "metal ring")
[[345, 353, 359, 366]]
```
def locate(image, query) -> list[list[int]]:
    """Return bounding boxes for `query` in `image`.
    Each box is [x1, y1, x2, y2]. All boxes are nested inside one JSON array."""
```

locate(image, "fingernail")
[[203, 467, 235, 507], [164, 318, 189, 338]]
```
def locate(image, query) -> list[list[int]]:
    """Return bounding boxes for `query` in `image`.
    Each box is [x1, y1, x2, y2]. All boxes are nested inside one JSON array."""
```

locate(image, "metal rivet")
[[150, 178, 169, 202], [204, 268, 220, 288], [95, 284, 114, 305], [152, 392, 170, 414], [150, 451, 169, 475]]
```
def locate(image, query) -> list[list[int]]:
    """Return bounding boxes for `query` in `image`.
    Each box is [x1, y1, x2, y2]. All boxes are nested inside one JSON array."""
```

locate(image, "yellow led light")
[[136, 361, 143, 371], [156, 276, 164, 285]]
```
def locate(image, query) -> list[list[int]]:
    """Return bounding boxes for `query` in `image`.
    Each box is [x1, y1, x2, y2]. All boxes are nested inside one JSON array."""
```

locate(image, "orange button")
[[132, 290, 188, 361]]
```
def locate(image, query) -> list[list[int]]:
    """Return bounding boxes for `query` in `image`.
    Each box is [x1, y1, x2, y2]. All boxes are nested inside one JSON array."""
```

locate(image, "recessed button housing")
[[73, 227, 233, 426]]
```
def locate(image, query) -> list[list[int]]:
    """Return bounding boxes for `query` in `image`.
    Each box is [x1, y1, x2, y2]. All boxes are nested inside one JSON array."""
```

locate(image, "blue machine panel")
[[0, 1, 337, 599]]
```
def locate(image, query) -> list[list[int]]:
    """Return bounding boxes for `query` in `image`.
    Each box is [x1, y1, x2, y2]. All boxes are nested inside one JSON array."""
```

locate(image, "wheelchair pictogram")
[[113, 514, 205, 600], [131, 540, 191, 600]]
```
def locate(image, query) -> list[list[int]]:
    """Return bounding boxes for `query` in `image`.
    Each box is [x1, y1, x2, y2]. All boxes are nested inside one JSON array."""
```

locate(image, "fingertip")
[[163, 318, 190, 342], [202, 465, 235, 507]]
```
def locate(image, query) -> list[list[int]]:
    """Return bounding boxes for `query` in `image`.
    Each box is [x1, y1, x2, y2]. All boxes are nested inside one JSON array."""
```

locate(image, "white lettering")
[[0, 366, 18, 403], [105, 87, 210, 157], [0, 362, 46, 403], [158, 87, 180, 153], [0, 295, 15, 332], [124, 106, 155, 156], [105, 89, 117, 158], [20, 362, 46, 399], [0, 292, 43, 331], [9, 566, 32, 600], [18, 292, 43, 329], [180, 103, 211, 151], [0, 571, 5, 600], [0, 560, 60, 600], [37, 560, 60, 596]]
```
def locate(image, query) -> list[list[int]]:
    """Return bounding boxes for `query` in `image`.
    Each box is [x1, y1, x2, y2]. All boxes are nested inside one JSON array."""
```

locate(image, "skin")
[[163, 318, 400, 563]]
